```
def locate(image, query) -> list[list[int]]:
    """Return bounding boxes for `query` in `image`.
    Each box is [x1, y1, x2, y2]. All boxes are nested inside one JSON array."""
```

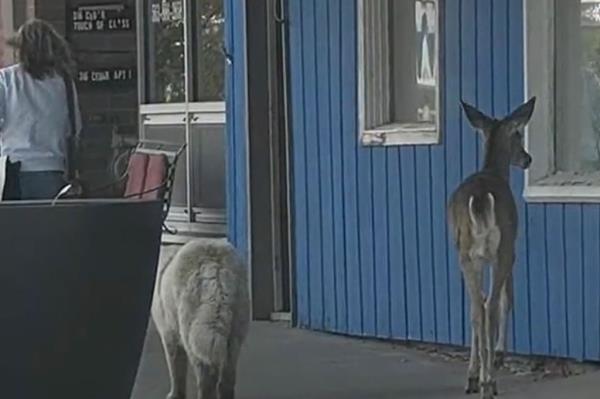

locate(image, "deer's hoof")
[[479, 381, 497, 399], [465, 376, 479, 394], [494, 351, 505, 369]]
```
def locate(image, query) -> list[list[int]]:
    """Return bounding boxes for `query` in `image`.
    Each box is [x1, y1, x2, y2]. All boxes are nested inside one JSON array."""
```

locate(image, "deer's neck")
[[482, 144, 510, 180]]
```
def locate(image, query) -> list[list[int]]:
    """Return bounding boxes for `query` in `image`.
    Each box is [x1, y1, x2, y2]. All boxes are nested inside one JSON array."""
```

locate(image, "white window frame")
[[524, 0, 600, 202], [357, 0, 442, 146], [139, 102, 226, 126]]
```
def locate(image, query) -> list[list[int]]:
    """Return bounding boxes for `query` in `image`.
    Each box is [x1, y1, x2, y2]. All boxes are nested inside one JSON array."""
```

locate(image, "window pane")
[[143, 125, 188, 207], [556, 0, 600, 175], [192, 0, 225, 102], [145, 0, 185, 103], [190, 125, 226, 209], [391, 0, 438, 125], [363, 0, 439, 132], [390, 0, 437, 128]]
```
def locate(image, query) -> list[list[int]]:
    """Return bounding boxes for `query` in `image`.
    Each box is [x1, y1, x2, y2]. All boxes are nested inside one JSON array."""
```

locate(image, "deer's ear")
[[506, 97, 536, 130], [461, 101, 494, 132]]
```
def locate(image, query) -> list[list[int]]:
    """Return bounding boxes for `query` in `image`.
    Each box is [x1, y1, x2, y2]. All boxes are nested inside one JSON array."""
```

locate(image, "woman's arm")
[[65, 78, 80, 182], [73, 84, 82, 136], [0, 74, 6, 132]]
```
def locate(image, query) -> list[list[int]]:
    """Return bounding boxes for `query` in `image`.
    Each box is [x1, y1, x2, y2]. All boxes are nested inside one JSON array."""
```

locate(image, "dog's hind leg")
[[218, 344, 241, 399], [194, 361, 218, 399], [160, 333, 188, 399]]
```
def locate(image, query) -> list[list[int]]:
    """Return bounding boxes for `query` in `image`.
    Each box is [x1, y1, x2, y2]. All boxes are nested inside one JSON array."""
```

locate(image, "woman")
[[0, 19, 82, 200]]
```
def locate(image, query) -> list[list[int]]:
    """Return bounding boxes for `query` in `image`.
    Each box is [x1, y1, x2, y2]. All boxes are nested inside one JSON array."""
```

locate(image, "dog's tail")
[[186, 260, 240, 367]]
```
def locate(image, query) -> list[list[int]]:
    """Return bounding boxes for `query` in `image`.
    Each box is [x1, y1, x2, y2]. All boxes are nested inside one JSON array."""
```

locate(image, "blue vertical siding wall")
[[286, 0, 600, 361], [225, 0, 248, 257]]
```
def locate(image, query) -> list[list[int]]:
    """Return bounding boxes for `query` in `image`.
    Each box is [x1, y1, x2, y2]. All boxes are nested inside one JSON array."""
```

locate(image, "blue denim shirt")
[[0, 64, 82, 172]]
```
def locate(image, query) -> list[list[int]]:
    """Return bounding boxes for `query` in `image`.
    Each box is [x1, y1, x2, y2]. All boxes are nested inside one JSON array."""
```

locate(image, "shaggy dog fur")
[[152, 239, 250, 399]]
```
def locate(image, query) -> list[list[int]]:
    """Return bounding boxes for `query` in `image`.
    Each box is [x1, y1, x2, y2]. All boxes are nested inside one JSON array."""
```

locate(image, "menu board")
[[68, 2, 134, 33]]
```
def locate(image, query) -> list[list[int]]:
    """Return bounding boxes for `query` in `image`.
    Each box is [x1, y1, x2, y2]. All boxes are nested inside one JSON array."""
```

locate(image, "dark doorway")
[[245, 0, 293, 319]]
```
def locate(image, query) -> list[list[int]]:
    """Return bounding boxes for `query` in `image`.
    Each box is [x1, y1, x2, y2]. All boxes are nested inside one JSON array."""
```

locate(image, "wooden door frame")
[[245, 0, 294, 322]]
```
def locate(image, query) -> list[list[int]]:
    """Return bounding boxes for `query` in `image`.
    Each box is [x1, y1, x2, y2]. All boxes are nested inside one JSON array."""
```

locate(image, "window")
[[192, 0, 225, 102], [145, 0, 185, 103], [139, 0, 227, 224], [358, 0, 441, 146], [525, 0, 600, 201], [0, 0, 20, 67]]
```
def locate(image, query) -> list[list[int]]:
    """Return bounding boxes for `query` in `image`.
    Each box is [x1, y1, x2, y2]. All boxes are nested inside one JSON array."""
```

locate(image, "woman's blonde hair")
[[7, 19, 75, 79]]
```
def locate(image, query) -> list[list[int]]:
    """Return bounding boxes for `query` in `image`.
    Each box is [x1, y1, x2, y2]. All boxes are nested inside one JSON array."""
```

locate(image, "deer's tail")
[[468, 192, 496, 236]]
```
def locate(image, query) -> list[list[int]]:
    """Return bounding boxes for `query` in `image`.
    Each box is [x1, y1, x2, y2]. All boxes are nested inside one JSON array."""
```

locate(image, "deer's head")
[[460, 97, 536, 170]]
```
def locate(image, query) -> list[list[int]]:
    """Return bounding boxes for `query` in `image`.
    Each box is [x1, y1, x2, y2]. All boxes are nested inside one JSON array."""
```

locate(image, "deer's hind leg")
[[482, 251, 515, 398], [461, 257, 485, 395], [466, 317, 481, 394], [494, 272, 513, 368]]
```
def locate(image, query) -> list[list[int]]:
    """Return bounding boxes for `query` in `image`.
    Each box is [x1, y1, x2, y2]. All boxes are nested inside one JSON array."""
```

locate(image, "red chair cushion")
[[124, 153, 149, 199], [142, 154, 168, 200]]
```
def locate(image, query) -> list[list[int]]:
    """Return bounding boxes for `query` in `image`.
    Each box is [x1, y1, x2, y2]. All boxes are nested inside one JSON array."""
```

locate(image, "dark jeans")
[[7, 171, 67, 200]]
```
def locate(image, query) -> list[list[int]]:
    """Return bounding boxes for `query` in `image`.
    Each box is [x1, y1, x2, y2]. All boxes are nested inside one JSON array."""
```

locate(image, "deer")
[[448, 97, 536, 399]]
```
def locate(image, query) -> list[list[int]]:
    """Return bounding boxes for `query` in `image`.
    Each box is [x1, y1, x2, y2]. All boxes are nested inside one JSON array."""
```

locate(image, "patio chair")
[[56, 139, 186, 234]]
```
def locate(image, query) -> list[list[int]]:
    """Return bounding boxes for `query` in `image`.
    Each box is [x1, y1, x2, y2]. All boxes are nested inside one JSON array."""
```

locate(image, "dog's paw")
[[465, 376, 479, 394]]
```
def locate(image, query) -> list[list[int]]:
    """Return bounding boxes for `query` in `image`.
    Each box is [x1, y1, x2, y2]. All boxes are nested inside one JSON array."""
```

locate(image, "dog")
[[152, 238, 250, 399]]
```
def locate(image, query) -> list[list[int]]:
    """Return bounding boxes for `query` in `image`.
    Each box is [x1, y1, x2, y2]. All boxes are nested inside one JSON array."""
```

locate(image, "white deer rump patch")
[[468, 193, 501, 261]]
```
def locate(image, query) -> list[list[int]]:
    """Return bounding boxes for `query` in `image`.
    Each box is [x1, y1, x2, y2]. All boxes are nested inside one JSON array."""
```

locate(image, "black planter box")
[[0, 199, 163, 398]]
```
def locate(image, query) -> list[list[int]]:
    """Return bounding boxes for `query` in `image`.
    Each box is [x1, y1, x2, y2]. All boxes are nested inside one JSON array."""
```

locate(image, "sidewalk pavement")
[[132, 322, 599, 399]]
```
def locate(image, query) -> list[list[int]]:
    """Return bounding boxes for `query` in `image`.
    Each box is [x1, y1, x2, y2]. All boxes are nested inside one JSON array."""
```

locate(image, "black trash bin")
[[0, 199, 163, 399]]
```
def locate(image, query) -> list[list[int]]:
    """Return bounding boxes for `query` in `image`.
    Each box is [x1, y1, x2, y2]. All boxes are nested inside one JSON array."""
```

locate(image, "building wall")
[[286, 0, 600, 362]]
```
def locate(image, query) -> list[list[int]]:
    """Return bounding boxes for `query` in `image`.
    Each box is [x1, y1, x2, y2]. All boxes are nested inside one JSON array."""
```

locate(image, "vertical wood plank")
[[302, 0, 324, 329], [431, 0, 451, 344], [546, 205, 568, 357], [388, 148, 408, 339], [373, 148, 391, 338], [492, 0, 513, 351], [583, 206, 600, 360], [565, 205, 584, 360], [358, 146, 376, 336], [315, 0, 336, 331], [431, 144, 449, 343], [400, 147, 422, 340], [288, 0, 310, 327], [328, 0, 348, 333], [340, 0, 362, 335], [508, 0, 531, 355], [476, 0, 493, 154], [527, 205, 550, 354], [444, 0, 465, 346], [460, 0, 478, 346], [492, 0, 509, 117], [416, 146, 436, 342]]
